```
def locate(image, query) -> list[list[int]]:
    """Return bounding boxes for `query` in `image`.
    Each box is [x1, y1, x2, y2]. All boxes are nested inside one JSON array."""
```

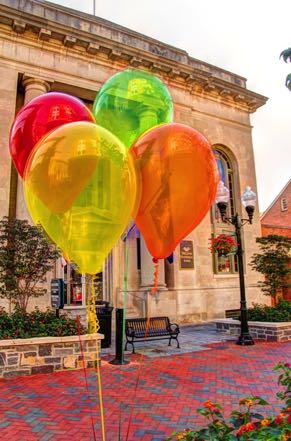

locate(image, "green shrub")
[[247, 300, 291, 322], [166, 362, 291, 440], [0, 307, 87, 339]]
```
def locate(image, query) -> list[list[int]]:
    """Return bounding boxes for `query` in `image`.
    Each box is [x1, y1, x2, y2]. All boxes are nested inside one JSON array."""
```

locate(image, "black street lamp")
[[216, 181, 256, 346]]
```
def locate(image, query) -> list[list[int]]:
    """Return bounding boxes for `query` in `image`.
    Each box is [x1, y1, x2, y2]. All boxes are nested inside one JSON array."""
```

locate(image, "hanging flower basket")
[[209, 234, 238, 257]]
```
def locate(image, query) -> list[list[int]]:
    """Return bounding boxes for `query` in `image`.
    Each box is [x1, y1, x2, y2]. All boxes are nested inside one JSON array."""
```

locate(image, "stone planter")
[[0, 333, 103, 378], [215, 319, 291, 342]]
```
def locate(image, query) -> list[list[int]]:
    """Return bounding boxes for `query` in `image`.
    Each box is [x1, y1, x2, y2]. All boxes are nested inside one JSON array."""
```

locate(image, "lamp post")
[[216, 181, 256, 346]]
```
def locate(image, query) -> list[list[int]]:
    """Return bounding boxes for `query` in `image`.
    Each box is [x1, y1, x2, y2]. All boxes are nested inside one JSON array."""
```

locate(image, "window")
[[214, 149, 236, 218], [64, 264, 84, 306], [281, 198, 288, 212], [212, 147, 238, 275], [63, 263, 102, 306]]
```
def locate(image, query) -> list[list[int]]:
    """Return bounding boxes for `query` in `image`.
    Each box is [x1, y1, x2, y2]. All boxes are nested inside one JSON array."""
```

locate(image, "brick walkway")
[[0, 327, 290, 441]]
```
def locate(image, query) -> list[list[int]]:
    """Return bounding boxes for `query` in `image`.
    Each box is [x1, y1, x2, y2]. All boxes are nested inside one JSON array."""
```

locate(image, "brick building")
[[261, 179, 291, 300], [261, 179, 291, 238]]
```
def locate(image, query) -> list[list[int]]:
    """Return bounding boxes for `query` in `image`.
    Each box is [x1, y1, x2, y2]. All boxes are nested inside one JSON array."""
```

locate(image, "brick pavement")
[[0, 327, 290, 441]]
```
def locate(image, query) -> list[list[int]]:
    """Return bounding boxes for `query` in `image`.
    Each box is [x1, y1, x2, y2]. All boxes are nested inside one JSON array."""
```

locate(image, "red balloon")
[[132, 123, 219, 260], [9, 92, 95, 177]]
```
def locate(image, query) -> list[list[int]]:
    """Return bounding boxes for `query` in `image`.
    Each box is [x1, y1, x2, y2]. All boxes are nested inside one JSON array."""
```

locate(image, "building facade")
[[261, 180, 291, 301], [0, 0, 268, 322], [261, 180, 291, 238]]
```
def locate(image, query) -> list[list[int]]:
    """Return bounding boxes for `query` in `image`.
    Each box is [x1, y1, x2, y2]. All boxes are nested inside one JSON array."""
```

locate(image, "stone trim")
[[0, 333, 103, 378], [215, 319, 291, 342], [0, 0, 268, 112]]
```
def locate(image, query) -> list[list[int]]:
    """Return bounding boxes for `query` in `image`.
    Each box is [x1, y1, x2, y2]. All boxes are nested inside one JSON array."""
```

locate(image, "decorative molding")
[[12, 19, 25, 33], [0, 0, 268, 112], [86, 42, 99, 55], [39, 28, 51, 41], [22, 74, 52, 93], [63, 35, 76, 48]]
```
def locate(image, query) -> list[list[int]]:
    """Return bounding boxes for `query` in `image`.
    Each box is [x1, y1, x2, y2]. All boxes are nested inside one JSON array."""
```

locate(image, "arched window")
[[212, 146, 238, 274]]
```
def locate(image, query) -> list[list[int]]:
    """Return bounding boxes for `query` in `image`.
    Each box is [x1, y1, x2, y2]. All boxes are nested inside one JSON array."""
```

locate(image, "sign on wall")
[[179, 240, 194, 269], [51, 278, 64, 309]]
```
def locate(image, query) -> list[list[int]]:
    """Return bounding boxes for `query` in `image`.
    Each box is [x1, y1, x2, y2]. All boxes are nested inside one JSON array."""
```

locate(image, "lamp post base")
[[236, 333, 255, 346], [109, 358, 130, 365]]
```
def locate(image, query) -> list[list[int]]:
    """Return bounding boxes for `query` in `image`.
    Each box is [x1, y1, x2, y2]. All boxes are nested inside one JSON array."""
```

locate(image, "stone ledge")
[[0, 333, 104, 347], [215, 319, 291, 328], [0, 334, 103, 378], [214, 320, 291, 342]]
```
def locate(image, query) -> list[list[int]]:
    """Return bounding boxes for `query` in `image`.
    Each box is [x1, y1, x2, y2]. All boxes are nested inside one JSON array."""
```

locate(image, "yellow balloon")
[[24, 122, 139, 274]]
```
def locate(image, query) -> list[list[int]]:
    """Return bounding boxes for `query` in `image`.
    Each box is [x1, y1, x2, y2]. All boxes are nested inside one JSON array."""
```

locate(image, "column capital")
[[22, 74, 53, 94]]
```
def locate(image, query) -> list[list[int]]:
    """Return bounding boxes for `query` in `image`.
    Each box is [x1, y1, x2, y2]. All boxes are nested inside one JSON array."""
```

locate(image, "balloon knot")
[[152, 257, 159, 264]]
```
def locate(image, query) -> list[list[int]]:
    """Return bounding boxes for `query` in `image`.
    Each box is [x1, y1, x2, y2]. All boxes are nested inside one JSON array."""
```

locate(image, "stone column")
[[140, 236, 166, 289], [16, 76, 51, 220], [0, 66, 18, 220], [139, 108, 158, 132]]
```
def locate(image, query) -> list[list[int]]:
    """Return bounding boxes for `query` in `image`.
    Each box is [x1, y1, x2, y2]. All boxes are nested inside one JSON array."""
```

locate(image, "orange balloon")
[[132, 123, 219, 259]]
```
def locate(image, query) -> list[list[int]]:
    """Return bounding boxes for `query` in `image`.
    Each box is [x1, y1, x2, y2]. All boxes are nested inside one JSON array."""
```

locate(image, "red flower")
[[204, 400, 215, 409], [274, 413, 286, 425], [245, 422, 255, 432], [237, 422, 255, 436], [209, 234, 238, 255]]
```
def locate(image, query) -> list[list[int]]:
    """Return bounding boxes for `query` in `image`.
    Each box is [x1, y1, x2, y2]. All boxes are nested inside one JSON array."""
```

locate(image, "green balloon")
[[93, 69, 173, 148]]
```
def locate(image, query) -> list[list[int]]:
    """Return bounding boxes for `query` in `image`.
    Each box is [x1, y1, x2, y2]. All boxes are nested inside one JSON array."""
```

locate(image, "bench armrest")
[[168, 322, 180, 334], [126, 325, 135, 337]]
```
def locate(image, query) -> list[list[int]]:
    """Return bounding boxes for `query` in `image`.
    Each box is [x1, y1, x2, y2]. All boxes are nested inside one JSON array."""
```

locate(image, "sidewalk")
[[0, 324, 289, 441]]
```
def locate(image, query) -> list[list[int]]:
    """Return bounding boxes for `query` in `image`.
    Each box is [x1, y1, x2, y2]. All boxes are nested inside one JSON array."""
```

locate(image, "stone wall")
[[0, 333, 103, 378], [215, 319, 291, 342]]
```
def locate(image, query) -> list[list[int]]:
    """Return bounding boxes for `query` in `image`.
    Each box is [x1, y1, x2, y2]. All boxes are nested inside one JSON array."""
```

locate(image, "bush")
[[0, 307, 87, 339], [166, 362, 291, 440], [247, 300, 291, 323]]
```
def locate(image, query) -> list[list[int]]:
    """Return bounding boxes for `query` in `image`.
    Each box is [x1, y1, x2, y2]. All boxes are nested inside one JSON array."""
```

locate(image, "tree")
[[280, 48, 291, 91], [0, 217, 60, 312], [250, 235, 291, 300]]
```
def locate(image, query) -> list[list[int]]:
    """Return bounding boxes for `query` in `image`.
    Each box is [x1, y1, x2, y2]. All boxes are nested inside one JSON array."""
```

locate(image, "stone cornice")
[[0, 0, 268, 112]]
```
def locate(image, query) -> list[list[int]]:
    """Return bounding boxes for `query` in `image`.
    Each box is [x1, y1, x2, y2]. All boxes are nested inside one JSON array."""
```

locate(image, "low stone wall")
[[0, 333, 103, 378], [215, 319, 291, 342]]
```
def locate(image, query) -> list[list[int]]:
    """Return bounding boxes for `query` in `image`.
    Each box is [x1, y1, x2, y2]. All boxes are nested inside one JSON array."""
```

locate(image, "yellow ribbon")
[[86, 276, 106, 441]]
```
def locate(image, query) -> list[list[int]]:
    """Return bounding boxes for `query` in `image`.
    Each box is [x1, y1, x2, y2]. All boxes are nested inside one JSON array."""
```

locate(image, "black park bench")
[[125, 316, 180, 354]]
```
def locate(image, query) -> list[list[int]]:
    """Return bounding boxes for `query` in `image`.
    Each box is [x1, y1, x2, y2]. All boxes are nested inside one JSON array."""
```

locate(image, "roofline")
[[261, 179, 291, 220]]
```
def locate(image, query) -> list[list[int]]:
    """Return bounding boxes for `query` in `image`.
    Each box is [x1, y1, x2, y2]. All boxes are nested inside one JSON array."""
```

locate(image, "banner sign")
[[179, 240, 194, 269]]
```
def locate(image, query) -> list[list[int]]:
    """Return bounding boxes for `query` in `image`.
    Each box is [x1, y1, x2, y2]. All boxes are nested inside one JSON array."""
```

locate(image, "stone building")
[[0, 0, 268, 322]]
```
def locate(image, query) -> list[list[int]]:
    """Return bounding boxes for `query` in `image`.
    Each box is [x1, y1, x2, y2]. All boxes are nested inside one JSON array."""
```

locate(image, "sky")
[[46, 0, 291, 213]]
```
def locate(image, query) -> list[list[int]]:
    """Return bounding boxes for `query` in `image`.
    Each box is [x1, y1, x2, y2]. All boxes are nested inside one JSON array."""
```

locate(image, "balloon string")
[[73, 278, 97, 440], [87, 276, 99, 334], [76, 315, 97, 441], [96, 345, 106, 441], [151, 258, 159, 295], [126, 299, 152, 441], [118, 234, 129, 440], [88, 276, 106, 441], [122, 237, 129, 363]]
